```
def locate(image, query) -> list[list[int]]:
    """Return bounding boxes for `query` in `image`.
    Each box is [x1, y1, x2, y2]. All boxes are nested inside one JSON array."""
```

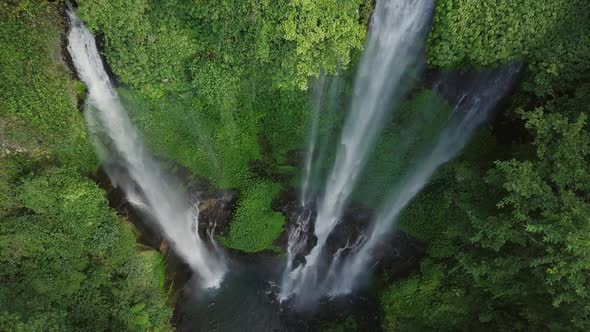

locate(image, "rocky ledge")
[[275, 188, 426, 281]]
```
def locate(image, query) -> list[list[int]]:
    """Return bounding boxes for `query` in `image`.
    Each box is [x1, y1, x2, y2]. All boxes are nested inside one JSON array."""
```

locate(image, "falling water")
[[328, 65, 521, 295], [281, 0, 434, 303], [300, 74, 344, 206], [282, 75, 343, 295], [67, 9, 226, 288], [300, 75, 327, 207]]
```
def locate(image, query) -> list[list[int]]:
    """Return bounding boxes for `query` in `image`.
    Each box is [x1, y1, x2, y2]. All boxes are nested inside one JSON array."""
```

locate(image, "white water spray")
[[300, 75, 327, 207], [67, 9, 226, 288], [329, 66, 520, 295], [300, 75, 344, 206], [281, 0, 433, 302]]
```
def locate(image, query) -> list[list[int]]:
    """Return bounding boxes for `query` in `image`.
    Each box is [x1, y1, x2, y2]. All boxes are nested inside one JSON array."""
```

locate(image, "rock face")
[[197, 198, 228, 227], [96, 156, 424, 282], [173, 164, 239, 238], [277, 188, 426, 280], [194, 191, 237, 237]]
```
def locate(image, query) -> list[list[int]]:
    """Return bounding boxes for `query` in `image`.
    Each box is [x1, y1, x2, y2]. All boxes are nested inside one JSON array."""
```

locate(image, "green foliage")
[[269, 0, 368, 89], [381, 85, 590, 329], [119, 90, 259, 189], [76, 0, 372, 251], [78, 0, 197, 99], [0, 0, 39, 18], [118, 84, 309, 251], [352, 90, 451, 208], [78, 0, 369, 94], [320, 316, 358, 332], [396, 181, 458, 259], [379, 3, 590, 329], [258, 87, 311, 165], [221, 180, 284, 252], [378, 131, 504, 330], [428, 0, 564, 67], [428, 0, 590, 96], [0, 161, 172, 331], [0, 2, 95, 171], [476, 109, 590, 325], [380, 259, 468, 332], [2, 0, 589, 330]]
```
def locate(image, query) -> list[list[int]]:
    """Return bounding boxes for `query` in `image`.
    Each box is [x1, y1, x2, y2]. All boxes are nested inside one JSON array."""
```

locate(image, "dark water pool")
[[174, 255, 283, 331], [172, 254, 381, 332]]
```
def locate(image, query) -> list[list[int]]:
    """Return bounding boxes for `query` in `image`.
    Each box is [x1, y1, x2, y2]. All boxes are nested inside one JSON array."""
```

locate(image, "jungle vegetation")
[[1, 0, 589, 330]]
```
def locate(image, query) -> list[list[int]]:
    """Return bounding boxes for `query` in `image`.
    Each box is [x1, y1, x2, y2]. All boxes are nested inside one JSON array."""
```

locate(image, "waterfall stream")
[[327, 66, 520, 295], [67, 8, 226, 288], [280, 0, 434, 304]]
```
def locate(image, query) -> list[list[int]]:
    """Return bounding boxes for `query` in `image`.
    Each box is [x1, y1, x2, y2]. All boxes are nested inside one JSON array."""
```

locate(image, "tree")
[[427, 0, 590, 96], [381, 93, 590, 330]]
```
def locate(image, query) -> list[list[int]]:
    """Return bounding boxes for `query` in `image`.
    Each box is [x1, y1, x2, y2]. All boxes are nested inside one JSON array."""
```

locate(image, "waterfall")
[[328, 66, 520, 295], [300, 75, 326, 207], [67, 9, 226, 288], [300, 74, 344, 207], [280, 0, 434, 304]]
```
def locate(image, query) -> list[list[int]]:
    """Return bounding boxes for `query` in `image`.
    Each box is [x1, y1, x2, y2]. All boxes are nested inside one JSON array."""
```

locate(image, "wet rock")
[[194, 191, 237, 237], [279, 189, 426, 279], [91, 167, 165, 249], [190, 187, 237, 238], [159, 239, 169, 255]]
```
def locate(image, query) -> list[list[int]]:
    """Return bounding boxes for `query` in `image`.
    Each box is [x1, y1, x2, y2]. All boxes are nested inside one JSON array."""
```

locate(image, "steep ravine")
[[59, 5, 428, 330]]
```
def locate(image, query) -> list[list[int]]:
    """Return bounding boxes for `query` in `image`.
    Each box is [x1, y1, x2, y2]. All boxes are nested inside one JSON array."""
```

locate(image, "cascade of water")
[[282, 75, 344, 297], [280, 0, 434, 303], [280, 208, 313, 296], [300, 75, 326, 207], [303, 75, 345, 202], [329, 65, 520, 295], [67, 9, 226, 288]]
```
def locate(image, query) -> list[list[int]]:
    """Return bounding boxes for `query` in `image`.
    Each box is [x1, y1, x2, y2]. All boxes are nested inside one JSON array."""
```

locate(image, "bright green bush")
[[221, 180, 285, 252]]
